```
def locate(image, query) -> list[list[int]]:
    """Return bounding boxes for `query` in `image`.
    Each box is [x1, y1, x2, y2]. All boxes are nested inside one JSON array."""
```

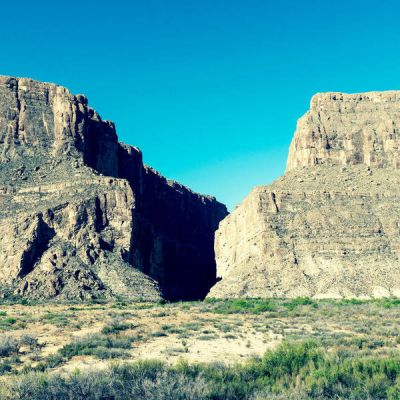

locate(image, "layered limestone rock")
[[210, 91, 400, 299], [0, 76, 227, 301], [287, 91, 400, 171]]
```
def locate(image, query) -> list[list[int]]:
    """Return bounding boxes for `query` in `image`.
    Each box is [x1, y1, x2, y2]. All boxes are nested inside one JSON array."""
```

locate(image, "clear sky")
[[2, 0, 400, 209]]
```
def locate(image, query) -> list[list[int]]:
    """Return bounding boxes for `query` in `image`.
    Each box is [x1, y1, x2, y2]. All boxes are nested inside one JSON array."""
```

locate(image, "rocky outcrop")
[[0, 76, 227, 301], [287, 91, 400, 171], [210, 91, 400, 299]]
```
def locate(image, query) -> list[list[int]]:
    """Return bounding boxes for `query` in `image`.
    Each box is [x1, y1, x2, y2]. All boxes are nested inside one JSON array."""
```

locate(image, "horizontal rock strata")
[[287, 91, 400, 171], [0, 76, 227, 301], [210, 92, 400, 299]]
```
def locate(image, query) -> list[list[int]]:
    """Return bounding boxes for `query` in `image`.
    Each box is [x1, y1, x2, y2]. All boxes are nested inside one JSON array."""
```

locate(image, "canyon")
[[2, 79, 400, 301]]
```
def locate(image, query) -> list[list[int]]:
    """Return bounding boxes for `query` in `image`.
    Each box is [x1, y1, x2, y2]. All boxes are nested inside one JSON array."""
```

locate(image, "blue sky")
[[2, 0, 400, 209]]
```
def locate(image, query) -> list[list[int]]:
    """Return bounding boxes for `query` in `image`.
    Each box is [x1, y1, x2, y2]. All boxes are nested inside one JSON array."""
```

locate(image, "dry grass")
[[0, 298, 399, 376]]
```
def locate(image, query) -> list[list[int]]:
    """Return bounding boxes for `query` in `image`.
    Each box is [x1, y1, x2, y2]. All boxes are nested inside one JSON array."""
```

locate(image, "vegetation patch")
[[1, 297, 400, 398], [58, 334, 133, 360], [207, 298, 277, 314], [0, 317, 18, 330], [282, 297, 318, 310], [40, 312, 71, 327], [101, 321, 136, 334], [2, 341, 400, 399], [0, 335, 20, 357]]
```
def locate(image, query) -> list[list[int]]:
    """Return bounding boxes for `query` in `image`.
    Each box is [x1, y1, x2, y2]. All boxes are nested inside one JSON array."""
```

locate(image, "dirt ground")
[[1, 298, 399, 374]]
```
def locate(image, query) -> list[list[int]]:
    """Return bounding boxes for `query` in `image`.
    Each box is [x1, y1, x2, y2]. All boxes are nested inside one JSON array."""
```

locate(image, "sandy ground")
[[0, 302, 283, 373], [1, 299, 399, 374]]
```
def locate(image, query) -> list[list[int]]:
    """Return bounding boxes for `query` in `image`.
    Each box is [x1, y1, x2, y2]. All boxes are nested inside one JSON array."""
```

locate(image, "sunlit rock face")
[[209, 92, 400, 299], [0, 76, 227, 301], [287, 91, 400, 171]]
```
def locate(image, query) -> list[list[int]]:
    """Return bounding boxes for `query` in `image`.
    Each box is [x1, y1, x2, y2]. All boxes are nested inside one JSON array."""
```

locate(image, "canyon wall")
[[0, 76, 227, 301], [210, 92, 400, 299]]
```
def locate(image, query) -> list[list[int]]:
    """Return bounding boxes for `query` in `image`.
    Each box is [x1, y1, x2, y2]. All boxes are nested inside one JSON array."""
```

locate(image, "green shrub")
[[41, 313, 70, 327], [58, 334, 132, 360], [380, 298, 400, 308], [337, 298, 367, 306], [0, 335, 20, 356], [2, 363, 210, 400], [34, 353, 65, 371], [0, 361, 12, 375], [0, 317, 17, 326], [208, 299, 277, 314], [283, 297, 317, 311], [181, 322, 202, 331], [101, 321, 135, 334], [2, 340, 400, 399], [150, 331, 168, 337], [261, 340, 322, 380], [19, 334, 40, 349]]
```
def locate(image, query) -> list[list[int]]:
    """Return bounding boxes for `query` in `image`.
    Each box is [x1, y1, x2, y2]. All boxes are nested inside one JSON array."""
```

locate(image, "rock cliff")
[[0, 76, 227, 301], [287, 91, 400, 171], [210, 91, 400, 299]]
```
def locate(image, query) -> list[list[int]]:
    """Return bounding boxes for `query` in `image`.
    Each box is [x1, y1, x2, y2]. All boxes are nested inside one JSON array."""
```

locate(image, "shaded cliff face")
[[0, 76, 227, 301], [118, 145, 227, 300], [210, 91, 400, 299]]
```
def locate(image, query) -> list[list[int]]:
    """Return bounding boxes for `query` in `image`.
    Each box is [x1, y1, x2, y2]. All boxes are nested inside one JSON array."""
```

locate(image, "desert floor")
[[1, 297, 399, 376]]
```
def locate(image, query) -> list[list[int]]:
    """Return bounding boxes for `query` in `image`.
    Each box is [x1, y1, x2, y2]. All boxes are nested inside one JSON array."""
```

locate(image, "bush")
[[58, 334, 132, 360], [207, 298, 319, 314], [41, 313, 70, 327], [208, 299, 277, 314], [19, 334, 40, 349], [101, 321, 135, 335], [0, 361, 12, 375], [2, 341, 400, 399], [33, 353, 65, 371], [261, 340, 322, 380], [3, 362, 209, 400], [337, 298, 367, 306], [283, 297, 317, 311], [0, 335, 20, 357], [380, 298, 400, 308], [0, 317, 17, 329]]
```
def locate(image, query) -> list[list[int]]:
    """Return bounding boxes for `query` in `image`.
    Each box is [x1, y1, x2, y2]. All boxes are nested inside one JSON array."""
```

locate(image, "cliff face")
[[287, 92, 400, 171], [210, 91, 400, 299], [0, 76, 227, 301], [118, 145, 227, 300]]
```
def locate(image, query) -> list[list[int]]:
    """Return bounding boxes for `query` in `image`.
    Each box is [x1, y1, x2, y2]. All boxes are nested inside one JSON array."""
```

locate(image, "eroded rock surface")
[[0, 76, 227, 301], [287, 91, 400, 171], [210, 92, 400, 299]]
